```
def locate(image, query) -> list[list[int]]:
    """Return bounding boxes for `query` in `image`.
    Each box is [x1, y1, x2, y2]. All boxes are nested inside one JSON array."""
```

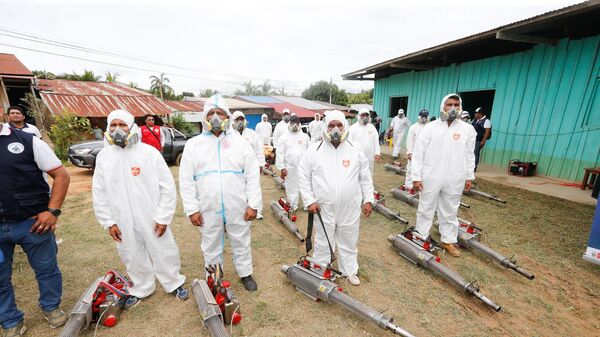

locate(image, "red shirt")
[[141, 125, 162, 151]]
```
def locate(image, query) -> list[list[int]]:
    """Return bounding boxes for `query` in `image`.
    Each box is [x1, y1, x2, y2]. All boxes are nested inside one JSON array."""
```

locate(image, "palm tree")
[[258, 80, 273, 96], [80, 70, 101, 82], [149, 73, 173, 101], [105, 71, 119, 83], [199, 88, 218, 97]]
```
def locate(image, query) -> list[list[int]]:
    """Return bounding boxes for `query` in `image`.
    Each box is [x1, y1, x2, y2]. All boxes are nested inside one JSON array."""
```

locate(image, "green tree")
[[302, 80, 348, 106], [54, 70, 100, 82], [234, 81, 260, 96], [128, 82, 139, 89], [32, 70, 56, 79], [347, 89, 374, 105], [48, 110, 92, 160], [149, 73, 174, 101], [199, 88, 218, 97], [258, 80, 275, 95], [274, 85, 287, 96], [171, 113, 195, 135], [105, 71, 119, 83]]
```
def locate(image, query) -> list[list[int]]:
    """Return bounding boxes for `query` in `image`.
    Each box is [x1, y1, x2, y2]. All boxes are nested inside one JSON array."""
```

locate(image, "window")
[[390, 96, 409, 118], [458, 90, 496, 120]]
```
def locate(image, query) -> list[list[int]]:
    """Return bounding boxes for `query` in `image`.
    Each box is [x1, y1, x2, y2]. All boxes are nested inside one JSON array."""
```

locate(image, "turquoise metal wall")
[[373, 35, 600, 181]]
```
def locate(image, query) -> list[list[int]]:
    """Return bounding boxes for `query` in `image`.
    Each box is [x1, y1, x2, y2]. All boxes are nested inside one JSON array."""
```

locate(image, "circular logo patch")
[[7, 142, 24, 154]]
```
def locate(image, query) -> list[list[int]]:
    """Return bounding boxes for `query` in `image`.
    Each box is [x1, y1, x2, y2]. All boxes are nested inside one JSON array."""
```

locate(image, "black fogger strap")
[[306, 211, 336, 264]]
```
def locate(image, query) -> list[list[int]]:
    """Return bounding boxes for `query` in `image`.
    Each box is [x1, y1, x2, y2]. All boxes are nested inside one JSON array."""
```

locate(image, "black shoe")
[[241, 275, 257, 291]]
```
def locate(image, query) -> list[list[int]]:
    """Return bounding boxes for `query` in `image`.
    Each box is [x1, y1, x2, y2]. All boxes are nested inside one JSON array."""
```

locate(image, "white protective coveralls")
[[298, 110, 374, 276], [411, 94, 476, 244], [179, 95, 262, 277], [390, 109, 410, 157], [255, 114, 272, 145], [93, 109, 185, 298], [404, 120, 427, 189], [348, 108, 381, 176], [231, 110, 266, 215], [275, 124, 309, 210], [308, 113, 325, 143], [272, 109, 290, 150]]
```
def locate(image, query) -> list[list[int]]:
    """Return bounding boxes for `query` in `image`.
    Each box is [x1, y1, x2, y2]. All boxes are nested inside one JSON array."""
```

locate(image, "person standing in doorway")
[[471, 107, 492, 171]]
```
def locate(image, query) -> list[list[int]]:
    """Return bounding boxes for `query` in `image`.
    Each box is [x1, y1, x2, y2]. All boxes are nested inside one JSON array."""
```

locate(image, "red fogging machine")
[[59, 270, 132, 337], [205, 264, 242, 326]]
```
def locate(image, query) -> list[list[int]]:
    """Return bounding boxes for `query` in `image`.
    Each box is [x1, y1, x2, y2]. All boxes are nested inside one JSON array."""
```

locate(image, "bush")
[[48, 110, 92, 160], [171, 113, 195, 135]]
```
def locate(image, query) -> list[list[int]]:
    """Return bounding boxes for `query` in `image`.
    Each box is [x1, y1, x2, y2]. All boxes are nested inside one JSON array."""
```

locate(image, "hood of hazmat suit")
[[104, 109, 140, 148], [323, 110, 348, 145], [439, 93, 462, 122], [93, 109, 185, 297], [202, 94, 232, 133], [298, 112, 374, 276]]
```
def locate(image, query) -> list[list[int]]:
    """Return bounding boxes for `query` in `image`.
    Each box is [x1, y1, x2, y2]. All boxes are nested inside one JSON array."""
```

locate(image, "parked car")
[[68, 127, 189, 169]]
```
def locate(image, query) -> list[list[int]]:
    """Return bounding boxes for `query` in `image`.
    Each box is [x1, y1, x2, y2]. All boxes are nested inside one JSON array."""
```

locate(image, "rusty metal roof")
[[37, 79, 172, 117], [0, 54, 33, 77], [163, 100, 204, 112]]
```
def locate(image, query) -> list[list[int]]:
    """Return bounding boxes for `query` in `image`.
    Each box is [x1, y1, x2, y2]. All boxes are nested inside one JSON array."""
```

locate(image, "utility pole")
[[329, 77, 332, 103]]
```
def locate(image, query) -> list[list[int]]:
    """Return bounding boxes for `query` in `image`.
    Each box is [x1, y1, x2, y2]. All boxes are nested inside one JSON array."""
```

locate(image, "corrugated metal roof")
[[0, 54, 33, 77], [349, 104, 373, 111], [313, 101, 351, 111], [163, 100, 204, 112], [270, 96, 333, 110], [264, 103, 318, 118], [234, 96, 285, 104], [184, 97, 270, 111], [37, 79, 172, 117]]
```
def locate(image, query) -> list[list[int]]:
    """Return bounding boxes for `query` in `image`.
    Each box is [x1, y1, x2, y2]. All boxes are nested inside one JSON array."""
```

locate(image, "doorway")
[[458, 90, 495, 120], [389, 96, 409, 118]]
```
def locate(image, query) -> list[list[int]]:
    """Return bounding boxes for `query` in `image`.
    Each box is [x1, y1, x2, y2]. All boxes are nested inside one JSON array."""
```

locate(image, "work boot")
[[43, 308, 67, 328], [241, 275, 258, 291], [124, 295, 142, 309], [347, 275, 361, 286], [172, 285, 190, 301], [440, 243, 461, 257], [2, 321, 26, 337]]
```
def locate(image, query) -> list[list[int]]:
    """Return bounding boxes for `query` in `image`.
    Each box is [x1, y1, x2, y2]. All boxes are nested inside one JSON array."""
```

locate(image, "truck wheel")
[[175, 153, 183, 166]]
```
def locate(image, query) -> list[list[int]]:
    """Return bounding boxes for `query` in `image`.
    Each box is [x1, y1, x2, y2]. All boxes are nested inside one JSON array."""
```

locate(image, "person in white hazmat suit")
[[276, 115, 310, 212], [92, 109, 188, 308], [179, 94, 262, 291], [308, 113, 325, 142], [255, 113, 272, 145], [390, 109, 410, 160], [403, 109, 430, 189], [411, 94, 476, 257], [348, 108, 381, 176], [231, 110, 266, 219], [272, 108, 291, 150], [298, 110, 374, 286]]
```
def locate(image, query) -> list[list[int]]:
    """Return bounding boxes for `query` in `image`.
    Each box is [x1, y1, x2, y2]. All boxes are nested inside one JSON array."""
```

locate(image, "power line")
[[0, 26, 365, 93]]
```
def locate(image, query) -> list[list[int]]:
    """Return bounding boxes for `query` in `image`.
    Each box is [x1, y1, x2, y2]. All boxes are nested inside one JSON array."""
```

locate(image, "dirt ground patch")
[[9, 159, 600, 337]]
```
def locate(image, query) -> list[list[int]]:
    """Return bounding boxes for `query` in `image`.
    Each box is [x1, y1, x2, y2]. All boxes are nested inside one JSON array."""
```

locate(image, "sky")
[[0, 0, 584, 96]]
